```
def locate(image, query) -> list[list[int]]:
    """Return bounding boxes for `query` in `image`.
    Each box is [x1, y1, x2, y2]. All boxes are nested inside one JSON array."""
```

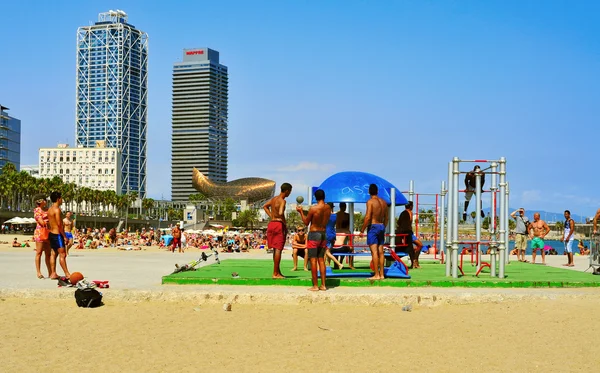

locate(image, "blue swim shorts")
[[65, 232, 73, 240], [367, 224, 385, 246]]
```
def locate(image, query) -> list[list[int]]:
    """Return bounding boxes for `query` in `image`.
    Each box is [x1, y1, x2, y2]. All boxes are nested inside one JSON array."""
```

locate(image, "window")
[[98, 169, 102, 174]]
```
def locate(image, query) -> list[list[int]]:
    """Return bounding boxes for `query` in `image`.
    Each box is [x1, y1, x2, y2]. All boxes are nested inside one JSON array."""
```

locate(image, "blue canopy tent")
[[313, 171, 408, 205]]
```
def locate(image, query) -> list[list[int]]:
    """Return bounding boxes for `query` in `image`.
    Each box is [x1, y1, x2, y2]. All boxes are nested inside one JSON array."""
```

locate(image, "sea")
[[423, 239, 588, 256]]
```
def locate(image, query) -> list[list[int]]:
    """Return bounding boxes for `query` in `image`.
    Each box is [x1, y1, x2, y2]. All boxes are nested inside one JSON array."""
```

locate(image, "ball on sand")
[[296, 196, 304, 204], [70, 272, 84, 285]]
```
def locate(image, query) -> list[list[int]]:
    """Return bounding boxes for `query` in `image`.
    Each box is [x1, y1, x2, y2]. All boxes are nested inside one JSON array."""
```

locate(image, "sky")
[[1, 0, 599, 216]]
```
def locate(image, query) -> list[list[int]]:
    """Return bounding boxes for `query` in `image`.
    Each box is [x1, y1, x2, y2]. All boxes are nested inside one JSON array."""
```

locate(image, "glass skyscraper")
[[0, 105, 21, 171], [171, 48, 228, 201], [75, 10, 148, 197]]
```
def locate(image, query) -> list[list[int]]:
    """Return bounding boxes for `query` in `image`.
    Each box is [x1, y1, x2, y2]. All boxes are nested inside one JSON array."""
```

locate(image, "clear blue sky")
[[1, 1, 599, 216]]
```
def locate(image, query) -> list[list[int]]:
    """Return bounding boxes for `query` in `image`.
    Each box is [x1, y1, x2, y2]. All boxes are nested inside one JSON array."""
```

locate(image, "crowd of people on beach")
[[18, 180, 600, 282]]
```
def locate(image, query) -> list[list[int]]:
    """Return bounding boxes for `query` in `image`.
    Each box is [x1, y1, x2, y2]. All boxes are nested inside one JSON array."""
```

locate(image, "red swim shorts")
[[267, 221, 286, 250], [172, 237, 181, 248]]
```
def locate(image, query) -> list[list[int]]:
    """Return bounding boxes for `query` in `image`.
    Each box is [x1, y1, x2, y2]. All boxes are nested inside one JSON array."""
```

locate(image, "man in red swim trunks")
[[263, 182, 292, 278], [171, 225, 182, 253]]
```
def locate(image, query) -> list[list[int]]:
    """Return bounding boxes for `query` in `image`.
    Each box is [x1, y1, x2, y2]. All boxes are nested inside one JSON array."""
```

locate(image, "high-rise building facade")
[[0, 105, 21, 171], [171, 48, 228, 201], [75, 10, 148, 197]]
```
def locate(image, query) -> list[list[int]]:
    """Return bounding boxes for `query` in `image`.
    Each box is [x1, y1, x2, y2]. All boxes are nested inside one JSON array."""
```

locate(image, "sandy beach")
[[2, 233, 600, 372], [1, 297, 599, 373]]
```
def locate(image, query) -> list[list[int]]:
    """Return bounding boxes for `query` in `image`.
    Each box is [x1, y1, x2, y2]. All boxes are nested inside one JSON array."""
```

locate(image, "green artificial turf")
[[161, 259, 600, 288]]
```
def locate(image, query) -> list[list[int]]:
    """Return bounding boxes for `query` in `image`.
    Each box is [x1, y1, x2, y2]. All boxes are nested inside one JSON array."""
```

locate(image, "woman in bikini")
[[33, 196, 52, 279]]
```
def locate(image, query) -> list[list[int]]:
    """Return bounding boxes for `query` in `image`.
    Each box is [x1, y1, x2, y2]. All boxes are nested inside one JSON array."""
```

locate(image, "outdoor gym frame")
[[442, 157, 510, 279]]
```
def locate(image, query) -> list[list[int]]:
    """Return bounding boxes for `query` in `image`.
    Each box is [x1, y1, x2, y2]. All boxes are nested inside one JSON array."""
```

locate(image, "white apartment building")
[[38, 143, 121, 193]]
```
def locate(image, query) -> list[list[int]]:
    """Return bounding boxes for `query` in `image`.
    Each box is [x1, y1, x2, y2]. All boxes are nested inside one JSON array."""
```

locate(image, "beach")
[[1, 297, 599, 372], [2, 234, 600, 372]]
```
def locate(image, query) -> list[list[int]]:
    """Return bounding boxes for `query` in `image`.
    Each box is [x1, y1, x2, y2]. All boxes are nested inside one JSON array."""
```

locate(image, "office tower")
[[75, 10, 148, 197], [171, 48, 228, 201], [0, 104, 21, 170]]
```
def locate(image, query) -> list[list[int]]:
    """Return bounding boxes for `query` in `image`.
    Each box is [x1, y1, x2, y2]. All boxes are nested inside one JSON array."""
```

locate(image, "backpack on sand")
[[74, 288, 103, 308]]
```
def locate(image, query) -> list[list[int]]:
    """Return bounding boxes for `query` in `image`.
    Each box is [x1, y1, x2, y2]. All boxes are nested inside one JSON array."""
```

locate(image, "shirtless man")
[[63, 211, 75, 255], [47, 191, 70, 280], [529, 212, 550, 265], [171, 225, 182, 253], [291, 226, 308, 271], [361, 184, 389, 280], [593, 208, 600, 234], [263, 182, 292, 278], [296, 189, 331, 291], [463, 165, 485, 221]]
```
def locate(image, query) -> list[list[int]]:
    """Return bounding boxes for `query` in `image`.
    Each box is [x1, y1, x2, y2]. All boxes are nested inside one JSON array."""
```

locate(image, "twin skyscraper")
[[73, 10, 228, 200]]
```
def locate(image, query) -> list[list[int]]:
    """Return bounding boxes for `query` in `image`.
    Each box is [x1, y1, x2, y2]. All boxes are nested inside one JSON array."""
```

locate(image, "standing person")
[[361, 184, 389, 280], [296, 189, 331, 291], [63, 211, 75, 256], [396, 202, 418, 268], [529, 212, 551, 265], [463, 165, 485, 221], [33, 196, 51, 279], [560, 210, 576, 267], [181, 229, 187, 252], [263, 182, 292, 279], [171, 225, 182, 253], [291, 226, 308, 271], [593, 208, 600, 234], [510, 208, 530, 262], [47, 191, 70, 280], [324, 203, 344, 270], [335, 202, 353, 268]]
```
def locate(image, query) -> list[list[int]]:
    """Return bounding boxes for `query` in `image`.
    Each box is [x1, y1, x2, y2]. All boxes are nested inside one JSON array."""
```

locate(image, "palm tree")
[[555, 221, 564, 233], [142, 198, 155, 219], [238, 209, 259, 229], [127, 191, 139, 218]]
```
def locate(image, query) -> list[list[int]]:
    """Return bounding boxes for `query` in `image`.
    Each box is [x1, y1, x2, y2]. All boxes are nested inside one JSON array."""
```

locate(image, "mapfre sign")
[[186, 50, 204, 55]]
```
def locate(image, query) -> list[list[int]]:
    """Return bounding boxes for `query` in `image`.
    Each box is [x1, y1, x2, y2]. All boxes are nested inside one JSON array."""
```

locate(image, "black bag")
[[74, 288, 103, 308], [593, 267, 600, 276]]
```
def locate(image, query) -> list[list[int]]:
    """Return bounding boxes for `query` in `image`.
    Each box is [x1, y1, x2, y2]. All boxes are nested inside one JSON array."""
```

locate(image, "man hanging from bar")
[[463, 165, 485, 222]]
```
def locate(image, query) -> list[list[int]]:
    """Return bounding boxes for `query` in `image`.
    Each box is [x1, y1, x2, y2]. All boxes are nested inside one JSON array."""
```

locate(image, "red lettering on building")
[[186, 50, 204, 55]]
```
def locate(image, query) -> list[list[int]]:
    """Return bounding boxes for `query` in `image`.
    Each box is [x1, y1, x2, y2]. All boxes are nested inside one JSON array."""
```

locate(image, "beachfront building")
[[171, 48, 228, 201], [38, 142, 121, 193], [0, 105, 21, 171], [20, 165, 40, 178], [75, 10, 148, 197]]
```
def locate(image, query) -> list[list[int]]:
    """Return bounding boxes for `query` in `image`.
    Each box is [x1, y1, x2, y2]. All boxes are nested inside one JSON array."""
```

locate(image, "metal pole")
[[440, 181, 446, 264], [490, 162, 498, 277], [452, 158, 460, 278], [390, 188, 396, 251], [498, 157, 506, 278], [445, 163, 453, 277], [415, 193, 420, 236], [307, 186, 312, 207], [475, 173, 482, 273], [348, 202, 355, 250], [434, 193, 439, 257], [505, 180, 510, 264], [409, 180, 414, 202]]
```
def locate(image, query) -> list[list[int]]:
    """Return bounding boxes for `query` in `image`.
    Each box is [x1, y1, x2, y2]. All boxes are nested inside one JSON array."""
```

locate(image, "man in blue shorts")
[[63, 211, 75, 255], [47, 191, 70, 280], [361, 184, 389, 280]]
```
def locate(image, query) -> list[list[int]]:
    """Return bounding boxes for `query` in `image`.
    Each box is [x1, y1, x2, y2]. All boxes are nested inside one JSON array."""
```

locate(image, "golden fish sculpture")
[[192, 168, 276, 202]]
